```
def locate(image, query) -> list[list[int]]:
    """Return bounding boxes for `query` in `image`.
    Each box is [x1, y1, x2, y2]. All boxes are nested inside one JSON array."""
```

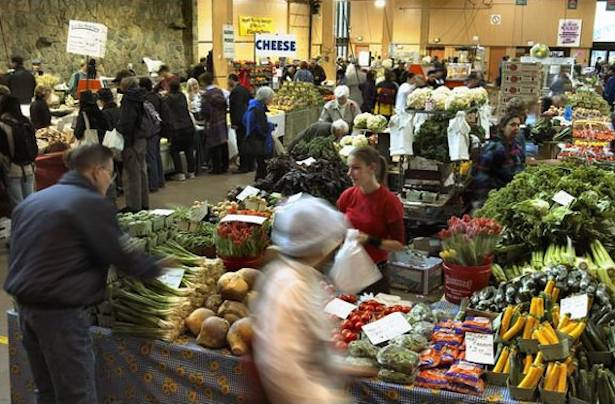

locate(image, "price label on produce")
[[189, 204, 208, 222], [297, 157, 316, 166], [157, 268, 185, 289], [465, 332, 495, 365], [220, 214, 267, 225], [324, 298, 357, 319], [236, 186, 260, 201], [560, 294, 588, 320], [552, 190, 576, 207], [362, 312, 412, 345], [150, 209, 175, 217]]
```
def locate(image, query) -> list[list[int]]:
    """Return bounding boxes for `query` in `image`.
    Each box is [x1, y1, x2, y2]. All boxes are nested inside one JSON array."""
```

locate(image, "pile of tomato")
[[331, 298, 411, 350]]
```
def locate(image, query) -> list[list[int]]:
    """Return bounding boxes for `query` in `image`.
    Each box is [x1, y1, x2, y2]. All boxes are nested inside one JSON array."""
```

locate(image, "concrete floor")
[[0, 171, 254, 403]]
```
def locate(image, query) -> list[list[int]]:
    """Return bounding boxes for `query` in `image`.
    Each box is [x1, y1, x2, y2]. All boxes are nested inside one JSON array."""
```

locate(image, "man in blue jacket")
[[4, 144, 165, 404]]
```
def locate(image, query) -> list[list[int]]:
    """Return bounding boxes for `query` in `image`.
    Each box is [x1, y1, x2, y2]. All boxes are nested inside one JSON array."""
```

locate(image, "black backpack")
[[1, 118, 38, 166], [136, 100, 162, 139]]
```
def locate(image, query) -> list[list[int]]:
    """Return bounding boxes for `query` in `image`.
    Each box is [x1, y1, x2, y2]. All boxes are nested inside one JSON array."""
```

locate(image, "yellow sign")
[[239, 16, 274, 36]]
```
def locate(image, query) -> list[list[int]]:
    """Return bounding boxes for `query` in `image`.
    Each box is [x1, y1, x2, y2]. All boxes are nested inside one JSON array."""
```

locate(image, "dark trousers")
[[122, 138, 149, 212], [171, 128, 196, 174], [255, 156, 267, 181], [236, 125, 254, 172], [210, 143, 229, 174], [18, 306, 96, 404], [146, 135, 165, 191]]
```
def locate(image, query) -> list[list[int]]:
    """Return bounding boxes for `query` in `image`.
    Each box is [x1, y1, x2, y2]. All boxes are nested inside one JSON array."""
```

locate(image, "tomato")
[[341, 320, 353, 330], [344, 332, 358, 343], [359, 303, 370, 311], [400, 306, 411, 314], [360, 312, 372, 323], [353, 320, 364, 331], [335, 341, 348, 350], [384, 308, 394, 315], [332, 333, 343, 342], [375, 313, 385, 320], [341, 329, 353, 339], [349, 314, 360, 324]]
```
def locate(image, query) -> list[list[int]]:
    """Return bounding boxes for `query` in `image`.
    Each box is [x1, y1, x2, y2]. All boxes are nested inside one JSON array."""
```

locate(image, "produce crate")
[[503, 62, 542, 73], [283, 106, 323, 146], [388, 250, 443, 295], [537, 142, 560, 160], [406, 157, 453, 184]]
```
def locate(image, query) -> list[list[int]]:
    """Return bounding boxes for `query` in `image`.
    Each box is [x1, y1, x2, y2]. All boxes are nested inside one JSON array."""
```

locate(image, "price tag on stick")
[[324, 298, 357, 319], [465, 332, 495, 365], [559, 294, 588, 320], [361, 312, 412, 345]]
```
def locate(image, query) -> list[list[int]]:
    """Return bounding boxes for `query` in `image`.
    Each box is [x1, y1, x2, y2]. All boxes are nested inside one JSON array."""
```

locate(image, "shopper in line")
[[374, 70, 398, 119], [243, 86, 275, 181], [337, 146, 405, 294], [395, 72, 416, 114], [472, 113, 525, 207], [74, 90, 110, 144], [7, 56, 36, 104], [294, 61, 315, 83], [282, 65, 296, 82], [603, 65, 615, 106], [156, 65, 178, 94], [359, 70, 377, 113], [549, 69, 572, 96], [163, 79, 196, 181], [98, 88, 120, 130], [228, 74, 252, 173], [319, 85, 360, 130], [287, 119, 349, 153], [253, 195, 353, 404], [29, 85, 52, 130], [68, 61, 88, 99], [343, 62, 366, 107], [31, 59, 44, 77], [139, 77, 165, 192], [185, 78, 202, 118], [200, 72, 229, 174], [0, 95, 37, 210], [117, 77, 150, 212], [190, 57, 208, 80], [310, 58, 327, 85], [5, 144, 166, 404]]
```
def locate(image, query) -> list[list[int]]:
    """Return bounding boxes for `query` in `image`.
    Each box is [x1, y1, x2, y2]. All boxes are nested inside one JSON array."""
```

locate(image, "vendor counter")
[[8, 301, 519, 404]]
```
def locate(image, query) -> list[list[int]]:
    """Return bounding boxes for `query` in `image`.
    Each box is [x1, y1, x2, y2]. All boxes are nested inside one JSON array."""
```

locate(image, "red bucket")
[[220, 255, 263, 272], [443, 257, 493, 304]]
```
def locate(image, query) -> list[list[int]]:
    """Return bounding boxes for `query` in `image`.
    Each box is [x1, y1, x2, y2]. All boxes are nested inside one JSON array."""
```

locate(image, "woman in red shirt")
[[337, 146, 406, 294]]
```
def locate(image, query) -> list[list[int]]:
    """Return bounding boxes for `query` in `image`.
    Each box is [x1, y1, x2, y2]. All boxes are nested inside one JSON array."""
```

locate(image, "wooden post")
[[381, 0, 395, 58], [320, 0, 336, 82], [212, 0, 233, 86]]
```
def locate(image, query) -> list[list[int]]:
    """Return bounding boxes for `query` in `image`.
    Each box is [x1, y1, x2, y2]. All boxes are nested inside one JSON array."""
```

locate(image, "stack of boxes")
[[497, 62, 543, 116]]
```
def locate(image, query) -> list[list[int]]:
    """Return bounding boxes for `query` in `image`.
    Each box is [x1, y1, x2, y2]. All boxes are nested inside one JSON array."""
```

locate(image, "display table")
[[8, 301, 518, 404]]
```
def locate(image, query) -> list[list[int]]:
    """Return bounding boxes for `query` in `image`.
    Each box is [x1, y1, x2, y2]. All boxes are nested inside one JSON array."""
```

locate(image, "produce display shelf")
[[7, 302, 522, 404]]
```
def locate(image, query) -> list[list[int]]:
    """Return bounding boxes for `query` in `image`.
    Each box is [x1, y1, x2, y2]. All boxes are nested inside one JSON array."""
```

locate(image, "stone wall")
[[0, 0, 193, 82]]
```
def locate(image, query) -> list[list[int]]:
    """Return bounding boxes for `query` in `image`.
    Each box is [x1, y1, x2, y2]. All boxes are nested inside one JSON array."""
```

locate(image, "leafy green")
[[476, 163, 615, 259], [413, 113, 454, 162]]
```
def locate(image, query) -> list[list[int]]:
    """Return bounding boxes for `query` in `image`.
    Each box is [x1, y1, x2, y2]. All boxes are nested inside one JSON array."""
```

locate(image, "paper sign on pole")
[[66, 20, 108, 58], [223, 24, 235, 59], [255, 34, 297, 58]]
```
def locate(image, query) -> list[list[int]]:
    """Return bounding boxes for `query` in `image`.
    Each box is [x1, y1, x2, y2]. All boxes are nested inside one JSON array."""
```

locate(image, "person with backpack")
[[200, 72, 229, 175], [374, 69, 399, 119], [162, 79, 196, 181], [139, 77, 165, 192], [117, 77, 155, 212], [0, 95, 38, 210]]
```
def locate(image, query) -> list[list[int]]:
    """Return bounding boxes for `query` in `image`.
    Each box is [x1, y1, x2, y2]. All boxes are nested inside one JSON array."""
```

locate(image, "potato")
[[196, 317, 230, 349], [226, 317, 253, 356], [217, 300, 250, 325], [185, 308, 215, 336], [236, 268, 261, 290], [217, 272, 249, 301], [205, 294, 223, 311], [243, 290, 259, 310]]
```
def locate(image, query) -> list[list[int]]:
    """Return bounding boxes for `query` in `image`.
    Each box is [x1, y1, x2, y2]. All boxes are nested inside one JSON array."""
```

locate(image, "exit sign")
[[567, 0, 577, 9]]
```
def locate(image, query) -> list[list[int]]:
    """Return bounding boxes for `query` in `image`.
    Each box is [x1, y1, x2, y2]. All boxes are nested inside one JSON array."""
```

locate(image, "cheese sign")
[[255, 34, 297, 58]]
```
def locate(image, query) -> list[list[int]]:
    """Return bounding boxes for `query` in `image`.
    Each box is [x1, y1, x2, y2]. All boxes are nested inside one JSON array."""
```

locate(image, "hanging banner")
[[239, 16, 274, 36], [557, 19, 582, 47], [222, 24, 235, 59], [66, 20, 108, 58], [254, 34, 297, 58]]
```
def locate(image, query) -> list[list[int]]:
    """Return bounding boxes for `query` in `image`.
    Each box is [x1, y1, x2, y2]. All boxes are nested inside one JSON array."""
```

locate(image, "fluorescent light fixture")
[[375, 0, 386, 8]]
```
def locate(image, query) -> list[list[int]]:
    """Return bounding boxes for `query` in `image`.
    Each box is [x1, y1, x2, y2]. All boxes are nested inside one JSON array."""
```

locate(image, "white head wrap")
[[272, 195, 348, 258], [334, 85, 350, 99]]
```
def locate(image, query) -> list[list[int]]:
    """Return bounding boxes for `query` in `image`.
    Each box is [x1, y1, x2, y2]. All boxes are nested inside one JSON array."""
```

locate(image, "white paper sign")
[[189, 204, 208, 222], [297, 157, 316, 166], [255, 34, 297, 58], [150, 209, 175, 217], [465, 332, 495, 365], [66, 20, 108, 58], [324, 298, 357, 319], [557, 19, 582, 47], [223, 24, 235, 59], [236, 185, 260, 201], [157, 268, 185, 289], [552, 190, 576, 207], [560, 294, 588, 320], [220, 214, 267, 225], [362, 312, 412, 345]]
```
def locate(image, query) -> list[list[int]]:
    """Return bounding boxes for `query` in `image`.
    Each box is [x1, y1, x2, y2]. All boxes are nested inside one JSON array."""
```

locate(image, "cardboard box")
[[388, 250, 443, 295], [503, 62, 542, 73], [412, 237, 442, 255]]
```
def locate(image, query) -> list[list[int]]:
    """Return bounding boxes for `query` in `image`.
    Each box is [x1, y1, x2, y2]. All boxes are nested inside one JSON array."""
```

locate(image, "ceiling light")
[[375, 0, 386, 8]]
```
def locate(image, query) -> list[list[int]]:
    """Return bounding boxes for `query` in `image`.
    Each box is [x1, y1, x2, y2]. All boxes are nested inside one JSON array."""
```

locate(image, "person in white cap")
[[252, 195, 354, 404], [319, 84, 360, 130]]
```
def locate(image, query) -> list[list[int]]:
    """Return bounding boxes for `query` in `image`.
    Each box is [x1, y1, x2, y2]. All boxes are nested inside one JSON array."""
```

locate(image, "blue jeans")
[[146, 135, 165, 191], [6, 174, 34, 208], [18, 306, 97, 404]]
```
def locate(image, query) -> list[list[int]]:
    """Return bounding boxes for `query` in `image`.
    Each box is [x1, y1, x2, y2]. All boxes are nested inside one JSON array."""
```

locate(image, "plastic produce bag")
[[447, 111, 471, 161], [348, 339, 379, 359], [377, 344, 419, 374], [227, 127, 238, 159], [393, 333, 429, 353], [389, 111, 414, 156], [378, 368, 416, 384], [412, 321, 435, 340], [102, 128, 124, 151], [329, 229, 382, 294], [406, 303, 434, 324]]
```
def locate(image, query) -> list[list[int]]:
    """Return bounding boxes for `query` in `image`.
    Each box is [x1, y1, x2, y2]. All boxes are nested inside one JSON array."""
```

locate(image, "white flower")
[[407, 88, 433, 109], [354, 113, 373, 129]]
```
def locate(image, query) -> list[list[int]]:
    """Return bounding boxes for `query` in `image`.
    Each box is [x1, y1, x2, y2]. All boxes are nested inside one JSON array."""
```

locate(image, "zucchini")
[[598, 370, 610, 404], [578, 369, 590, 401], [587, 321, 609, 351]]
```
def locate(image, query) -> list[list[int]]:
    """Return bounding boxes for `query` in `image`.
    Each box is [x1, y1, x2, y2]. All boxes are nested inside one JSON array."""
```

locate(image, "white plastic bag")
[[478, 103, 492, 140], [227, 127, 239, 159], [413, 112, 429, 133], [329, 229, 382, 294], [273, 136, 286, 156], [102, 128, 124, 151], [447, 111, 471, 161], [389, 111, 414, 156], [81, 113, 100, 145]]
